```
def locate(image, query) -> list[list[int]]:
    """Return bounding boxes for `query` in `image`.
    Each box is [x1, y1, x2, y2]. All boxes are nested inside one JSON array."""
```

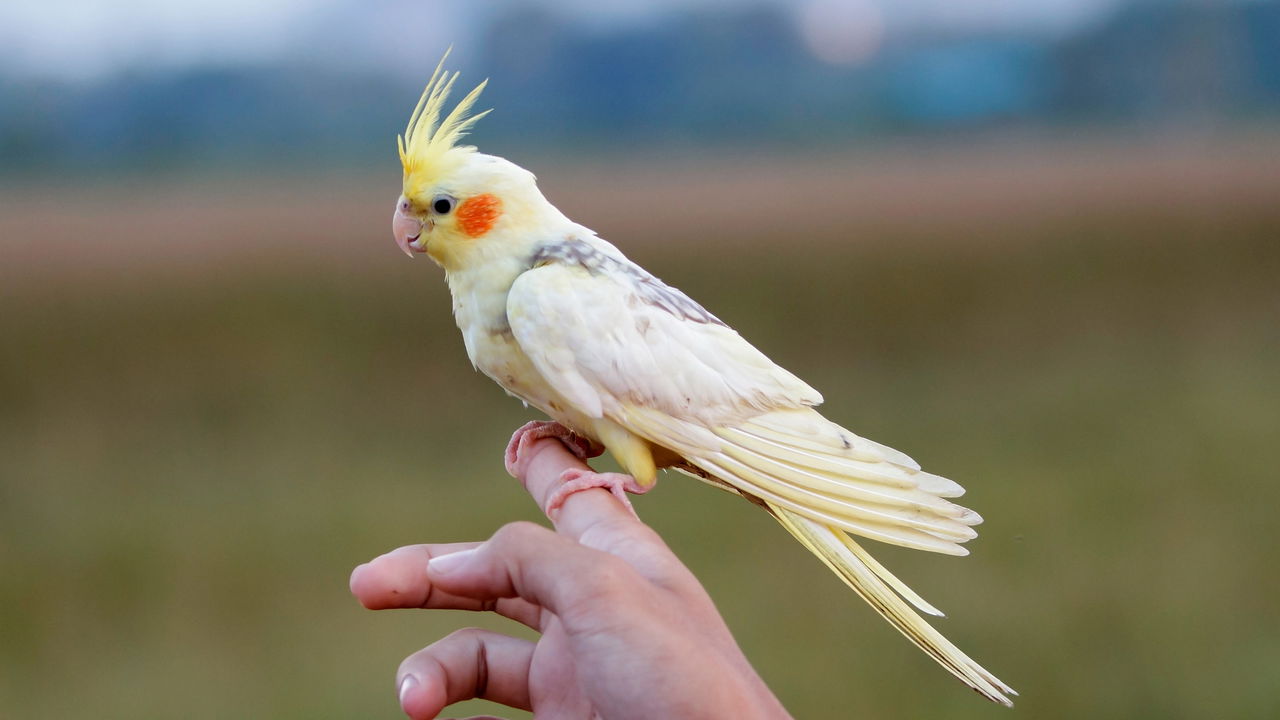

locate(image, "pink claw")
[[503, 421, 650, 519], [504, 421, 603, 480], [545, 468, 652, 520]]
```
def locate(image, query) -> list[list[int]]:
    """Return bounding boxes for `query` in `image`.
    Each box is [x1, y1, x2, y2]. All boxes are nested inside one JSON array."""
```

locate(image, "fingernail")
[[427, 548, 477, 575], [399, 674, 418, 711]]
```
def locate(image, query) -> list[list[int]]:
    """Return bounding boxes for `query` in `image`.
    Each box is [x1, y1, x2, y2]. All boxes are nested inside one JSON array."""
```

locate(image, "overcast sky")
[[0, 0, 1127, 81]]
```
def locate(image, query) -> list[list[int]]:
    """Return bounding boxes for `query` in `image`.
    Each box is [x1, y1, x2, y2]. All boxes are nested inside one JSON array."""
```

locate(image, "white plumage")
[[392, 60, 1015, 705], [467, 226, 1015, 705]]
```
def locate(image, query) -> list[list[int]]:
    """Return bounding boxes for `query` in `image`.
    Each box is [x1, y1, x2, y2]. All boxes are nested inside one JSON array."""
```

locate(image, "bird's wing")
[[507, 238, 1015, 704], [508, 236, 978, 556], [506, 238, 821, 425]]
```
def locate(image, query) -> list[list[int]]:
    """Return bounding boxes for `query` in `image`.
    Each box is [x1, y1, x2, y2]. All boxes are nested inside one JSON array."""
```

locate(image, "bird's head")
[[393, 54, 546, 272]]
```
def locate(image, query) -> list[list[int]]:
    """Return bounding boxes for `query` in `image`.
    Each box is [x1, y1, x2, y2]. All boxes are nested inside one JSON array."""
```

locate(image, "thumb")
[[427, 521, 641, 620]]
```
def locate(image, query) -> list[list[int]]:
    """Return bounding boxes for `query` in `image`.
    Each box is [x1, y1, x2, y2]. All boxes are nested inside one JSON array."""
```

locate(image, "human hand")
[[349, 435, 793, 720]]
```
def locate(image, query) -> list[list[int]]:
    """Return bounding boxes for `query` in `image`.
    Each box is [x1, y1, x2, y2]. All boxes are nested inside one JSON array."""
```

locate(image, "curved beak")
[[392, 195, 429, 258]]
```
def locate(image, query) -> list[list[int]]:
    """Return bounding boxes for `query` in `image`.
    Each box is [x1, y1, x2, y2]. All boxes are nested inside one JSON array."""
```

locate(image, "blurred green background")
[[4, 2, 1280, 718]]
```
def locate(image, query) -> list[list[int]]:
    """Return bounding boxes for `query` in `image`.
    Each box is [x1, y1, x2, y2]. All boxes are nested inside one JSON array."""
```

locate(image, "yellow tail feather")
[[769, 504, 1016, 706], [628, 405, 1013, 703]]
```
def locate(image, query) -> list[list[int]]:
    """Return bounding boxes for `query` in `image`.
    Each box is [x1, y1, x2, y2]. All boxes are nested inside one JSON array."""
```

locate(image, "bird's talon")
[[504, 421, 603, 480], [546, 468, 651, 520]]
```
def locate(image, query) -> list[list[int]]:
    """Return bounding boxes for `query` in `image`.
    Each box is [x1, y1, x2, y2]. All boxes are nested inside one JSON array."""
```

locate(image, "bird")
[[390, 54, 1015, 706]]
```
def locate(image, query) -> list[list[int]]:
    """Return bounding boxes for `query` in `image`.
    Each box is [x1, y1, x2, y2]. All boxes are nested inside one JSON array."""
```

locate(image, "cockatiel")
[[391, 56, 1015, 706]]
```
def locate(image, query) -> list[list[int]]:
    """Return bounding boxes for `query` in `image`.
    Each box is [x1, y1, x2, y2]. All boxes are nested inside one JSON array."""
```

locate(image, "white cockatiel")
[[391, 56, 1015, 706]]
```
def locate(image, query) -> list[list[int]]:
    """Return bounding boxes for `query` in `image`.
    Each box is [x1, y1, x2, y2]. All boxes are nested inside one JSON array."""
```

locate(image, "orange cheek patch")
[[457, 194, 503, 237]]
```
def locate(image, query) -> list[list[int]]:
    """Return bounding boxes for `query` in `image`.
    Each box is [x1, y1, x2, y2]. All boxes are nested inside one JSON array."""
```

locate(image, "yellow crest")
[[398, 49, 490, 198]]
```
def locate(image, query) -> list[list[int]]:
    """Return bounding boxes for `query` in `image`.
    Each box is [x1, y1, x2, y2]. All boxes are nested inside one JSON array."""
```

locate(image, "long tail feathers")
[[623, 405, 1014, 703], [770, 505, 1016, 706]]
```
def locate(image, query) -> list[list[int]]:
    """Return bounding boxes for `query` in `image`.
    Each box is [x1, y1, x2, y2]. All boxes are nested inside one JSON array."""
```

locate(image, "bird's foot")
[[504, 421, 604, 479], [546, 468, 652, 520]]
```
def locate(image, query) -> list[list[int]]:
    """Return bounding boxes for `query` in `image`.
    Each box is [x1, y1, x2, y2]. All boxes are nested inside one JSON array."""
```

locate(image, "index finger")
[[515, 437, 697, 590], [516, 437, 636, 538]]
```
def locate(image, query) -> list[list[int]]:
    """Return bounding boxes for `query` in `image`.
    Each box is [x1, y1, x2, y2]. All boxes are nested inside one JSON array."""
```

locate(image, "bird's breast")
[[450, 274, 590, 434], [467, 326, 535, 396], [468, 326, 595, 432]]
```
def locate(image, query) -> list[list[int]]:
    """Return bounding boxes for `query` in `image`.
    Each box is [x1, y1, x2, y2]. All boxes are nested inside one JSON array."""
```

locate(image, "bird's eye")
[[399, 200, 410, 212], [432, 195, 456, 215]]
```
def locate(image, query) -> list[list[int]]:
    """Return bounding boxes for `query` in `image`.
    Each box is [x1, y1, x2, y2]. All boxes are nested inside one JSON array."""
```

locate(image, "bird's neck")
[[446, 252, 525, 335], [445, 204, 587, 346]]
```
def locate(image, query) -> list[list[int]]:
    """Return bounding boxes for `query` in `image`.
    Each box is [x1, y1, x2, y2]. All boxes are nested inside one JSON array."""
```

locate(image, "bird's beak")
[[393, 195, 430, 258]]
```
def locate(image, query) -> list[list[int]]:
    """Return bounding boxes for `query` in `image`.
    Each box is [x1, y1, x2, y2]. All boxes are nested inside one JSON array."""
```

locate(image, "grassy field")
[[3, 139, 1279, 718]]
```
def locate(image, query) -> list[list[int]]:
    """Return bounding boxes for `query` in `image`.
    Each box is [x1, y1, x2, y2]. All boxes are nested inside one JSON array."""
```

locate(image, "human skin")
[[349, 436, 793, 720]]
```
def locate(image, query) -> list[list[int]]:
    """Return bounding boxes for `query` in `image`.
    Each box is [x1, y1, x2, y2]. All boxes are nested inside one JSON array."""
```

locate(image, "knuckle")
[[492, 520, 546, 547], [444, 626, 486, 646], [577, 554, 637, 599], [560, 556, 648, 631], [399, 627, 483, 675]]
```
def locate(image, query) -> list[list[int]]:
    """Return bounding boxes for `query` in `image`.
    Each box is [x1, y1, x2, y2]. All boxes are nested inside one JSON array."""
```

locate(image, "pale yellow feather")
[[395, 60, 1014, 705], [398, 50, 492, 199], [770, 506, 1016, 706]]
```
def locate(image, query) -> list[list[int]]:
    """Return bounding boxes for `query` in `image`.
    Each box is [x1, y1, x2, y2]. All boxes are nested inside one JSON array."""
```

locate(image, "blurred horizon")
[[0, 0, 1142, 81], [3, 0, 1279, 176]]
